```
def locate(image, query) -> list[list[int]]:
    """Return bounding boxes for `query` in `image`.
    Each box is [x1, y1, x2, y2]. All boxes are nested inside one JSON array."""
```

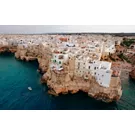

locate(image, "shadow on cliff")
[[49, 91, 118, 110], [0, 51, 14, 56]]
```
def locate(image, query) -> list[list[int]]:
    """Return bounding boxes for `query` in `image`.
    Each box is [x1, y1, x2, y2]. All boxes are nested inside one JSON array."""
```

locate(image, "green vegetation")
[[121, 39, 135, 47], [117, 53, 131, 63]]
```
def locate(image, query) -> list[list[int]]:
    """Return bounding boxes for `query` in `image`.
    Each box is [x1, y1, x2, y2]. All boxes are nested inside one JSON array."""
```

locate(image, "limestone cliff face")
[[2, 44, 122, 103], [0, 45, 17, 53], [38, 58, 49, 73], [129, 68, 135, 80], [41, 64, 122, 103], [15, 45, 38, 61], [15, 44, 51, 73]]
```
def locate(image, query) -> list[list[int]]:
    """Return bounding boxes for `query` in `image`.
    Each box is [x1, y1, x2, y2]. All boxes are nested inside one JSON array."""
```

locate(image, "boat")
[[28, 87, 32, 91]]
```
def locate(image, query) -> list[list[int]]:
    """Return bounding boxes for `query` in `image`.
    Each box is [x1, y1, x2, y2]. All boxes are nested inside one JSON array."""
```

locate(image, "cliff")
[[129, 68, 135, 80], [41, 64, 122, 103], [15, 44, 50, 73], [12, 44, 122, 103], [0, 45, 17, 53], [0, 34, 124, 103]]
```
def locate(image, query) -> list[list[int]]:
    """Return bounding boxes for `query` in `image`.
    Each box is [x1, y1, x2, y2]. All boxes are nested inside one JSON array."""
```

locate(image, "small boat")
[[28, 87, 32, 91]]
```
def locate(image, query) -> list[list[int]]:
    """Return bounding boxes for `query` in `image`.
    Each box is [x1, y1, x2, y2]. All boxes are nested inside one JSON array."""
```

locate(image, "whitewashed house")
[[94, 61, 112, 87], [63, 42, 75, 47], [74, 57, 87, 77], [50, 52, 69, 71]]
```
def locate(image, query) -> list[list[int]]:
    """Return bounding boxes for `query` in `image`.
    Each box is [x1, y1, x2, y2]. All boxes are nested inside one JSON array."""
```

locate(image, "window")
[[94, 67, 96, 70], [131, 46, 134, 49], [95, 72, 96, 75], [59, 55, 64, 59], [59, 61, 61, 64], [89, 66, 90, 69]]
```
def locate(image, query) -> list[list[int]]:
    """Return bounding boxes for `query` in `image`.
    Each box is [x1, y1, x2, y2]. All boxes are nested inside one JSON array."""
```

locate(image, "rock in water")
[[37, 69, 40, 72]]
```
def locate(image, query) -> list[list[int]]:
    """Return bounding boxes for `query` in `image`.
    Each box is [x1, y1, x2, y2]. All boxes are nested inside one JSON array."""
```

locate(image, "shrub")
[[117, 53, 131, 63], [121, 39, 135, 47]]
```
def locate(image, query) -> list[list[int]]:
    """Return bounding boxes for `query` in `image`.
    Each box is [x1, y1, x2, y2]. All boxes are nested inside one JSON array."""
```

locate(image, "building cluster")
[[0, 34, 123, 88], [45, 35, 121, 88]]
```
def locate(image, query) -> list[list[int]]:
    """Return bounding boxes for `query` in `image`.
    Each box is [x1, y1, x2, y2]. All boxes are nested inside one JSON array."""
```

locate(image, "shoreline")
[[0, 45, 122, 103], [0, 34, 126, 103]]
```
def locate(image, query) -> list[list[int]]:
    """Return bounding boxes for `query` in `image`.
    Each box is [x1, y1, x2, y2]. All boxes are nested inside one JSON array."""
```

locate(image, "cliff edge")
[[0, 34, 124, 103], [13, 41, 122, 103]]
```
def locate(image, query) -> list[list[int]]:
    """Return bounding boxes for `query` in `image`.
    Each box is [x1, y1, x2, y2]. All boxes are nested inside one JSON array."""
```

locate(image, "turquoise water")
[[0, 53, 135, 110]]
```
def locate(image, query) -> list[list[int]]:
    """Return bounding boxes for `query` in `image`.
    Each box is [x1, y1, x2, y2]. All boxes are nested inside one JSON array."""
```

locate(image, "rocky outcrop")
[[129, 68, 135, 80], [15, 45, 38, 61], [14, 44, 50, 73], [41, 67, 122, 102], [0, 45, 17, 53], [38, 58, 49, 73], [0, 42, 122, 103]]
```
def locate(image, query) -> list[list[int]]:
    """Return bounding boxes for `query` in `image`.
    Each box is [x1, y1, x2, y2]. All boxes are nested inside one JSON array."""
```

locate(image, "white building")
[[50, 53, 69, 71], [94, 61, 112, 87], [75, 58, 112, 87], [63, 42, 75, 47]]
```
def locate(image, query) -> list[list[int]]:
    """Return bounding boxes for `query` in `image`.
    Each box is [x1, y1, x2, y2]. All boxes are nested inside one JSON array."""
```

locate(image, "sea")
[[0, 53, 135, 110]]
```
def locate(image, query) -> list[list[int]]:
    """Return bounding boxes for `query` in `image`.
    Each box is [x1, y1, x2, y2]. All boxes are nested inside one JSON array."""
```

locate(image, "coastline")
[[0, 34, 124, 103], [1, 49, 122, 103]]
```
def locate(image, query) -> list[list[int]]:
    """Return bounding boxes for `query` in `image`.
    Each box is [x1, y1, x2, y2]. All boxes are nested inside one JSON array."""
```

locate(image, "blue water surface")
[[0, 53, 135, 110]]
